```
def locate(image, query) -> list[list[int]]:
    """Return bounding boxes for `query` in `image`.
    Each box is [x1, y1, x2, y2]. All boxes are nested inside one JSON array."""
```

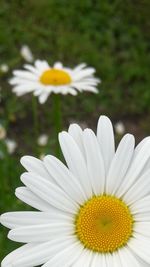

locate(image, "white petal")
[[134, 213, 150, 222], [42, 241, 83, 267], [123, 169, 150, 205], [38, 92, 50, 104], [112, 251, 123, 267], [2, 236, 75, 267], [97, 115, 115, 175], [128, 233, 150, 264], [134, 222, 150, 237], [131, 195, 150, 215], [72, 68, 95, 81], [44, 155, 86, 203], [72, 249, 93, 267], [64, 87, 77, 95], [13, 83, 37, 93], [68, 123, 85, 157], [13, 70, 37, 81], [105, 253, 114, 266], [116, 138, 150, 197], [24, 64, 40, 75], [134, 137, 150, 157], [73, 63, 87, 72], [91, 253, 108, 267], [73, 78, 99, 85], [118, 246, 141, 267], [21, 173, 78, 213], [72, 83, 98, 93], [15, 187, 52, 211], [106, 134, 135, 195], [82, 86, 98, 93], [137, 256, 150, 267], [8, 222, 73, 242], [9, 77, 35, 85], [20, 156, 52, 181], [83, 129, 105, 195], [1, 243, 35, 267], [53, 62, 63, 69], [59, 131, 93, 198], [0, 211, 72, 229], [34, 60, 50, 71]]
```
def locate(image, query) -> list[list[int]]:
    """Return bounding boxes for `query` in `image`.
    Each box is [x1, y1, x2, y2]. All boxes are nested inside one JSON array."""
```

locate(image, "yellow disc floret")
[[40, 69, 72, 86], [75, 195, 134, 253]]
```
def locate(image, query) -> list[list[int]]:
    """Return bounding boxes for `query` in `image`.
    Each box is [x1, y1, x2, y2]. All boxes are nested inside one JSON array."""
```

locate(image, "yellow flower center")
[[75, 195, 134, 253], [40, 69, 72, 86]]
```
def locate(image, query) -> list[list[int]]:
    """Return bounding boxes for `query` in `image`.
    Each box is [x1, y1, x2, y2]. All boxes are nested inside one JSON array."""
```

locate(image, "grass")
[[0, 0, 150, 261]]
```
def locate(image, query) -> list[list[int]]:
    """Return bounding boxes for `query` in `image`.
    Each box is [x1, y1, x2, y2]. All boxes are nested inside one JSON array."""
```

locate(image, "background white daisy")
[[1, 116, 150, 267], [10, 60, 100, 104]]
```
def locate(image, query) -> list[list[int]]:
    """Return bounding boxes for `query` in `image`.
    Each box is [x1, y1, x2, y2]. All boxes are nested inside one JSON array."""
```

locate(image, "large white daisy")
[[1, 115, 150, 267], [9, 60, 100, 103]]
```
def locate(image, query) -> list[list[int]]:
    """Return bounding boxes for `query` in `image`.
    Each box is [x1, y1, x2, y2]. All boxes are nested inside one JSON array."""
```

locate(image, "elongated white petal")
[[42, 241, 83, 267], [73, 63, 87, 72], [68, 124, 85, 156], [38, 92, 50, 104], [8, 222, 73, 242], [21, 173, 78, 213], [59, 131, 92, 198], [83, 129, 105, 195], [13, 83, 37, 93], [9, 75, 37, 84], [2, 236, 75, 267], [112, 251, 123, 267], [134, 222, 150, 237], [116, 139, 150, 197], [97, 115, 115, 174], [15, 187, 52, 211], [24, 64, 40, 75], [34, 60, 50, 71], [1, 243, 35, 267], [131, 195, 150, 215], [105, 253, 114, 266], [118, 246, 141, 267], [44, 155, 86, 203], [91, 253, 108, 267], [0, 211, 73, 229], [128, 234, 150, 264], [106, 134, 135, 195], [20, 156, 52, 181], [72, 249, 93, 267], [72, 68, 95, 81], [123, 169, 150, 205], [134, 213, 150, 222], [134, 137, 150, 157], [13, 70, 37, 81]]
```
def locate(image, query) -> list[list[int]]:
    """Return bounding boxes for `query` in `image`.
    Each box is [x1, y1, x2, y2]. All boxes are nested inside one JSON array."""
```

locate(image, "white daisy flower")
[[1, 115, 150, 267], [9, 60, 100, 103]]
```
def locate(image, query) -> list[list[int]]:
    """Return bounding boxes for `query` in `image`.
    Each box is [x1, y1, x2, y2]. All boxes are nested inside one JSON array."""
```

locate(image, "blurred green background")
[[0, 0, 150, 261]]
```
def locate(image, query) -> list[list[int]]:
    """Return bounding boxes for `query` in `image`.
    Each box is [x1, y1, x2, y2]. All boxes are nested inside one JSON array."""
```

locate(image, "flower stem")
[[53, 94, 62, 158]]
